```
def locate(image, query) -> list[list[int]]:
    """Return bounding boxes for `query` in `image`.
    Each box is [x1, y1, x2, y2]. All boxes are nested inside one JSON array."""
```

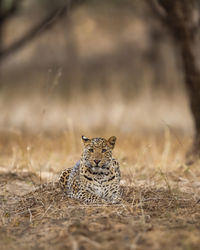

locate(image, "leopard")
[[59, 136, 121, 203]]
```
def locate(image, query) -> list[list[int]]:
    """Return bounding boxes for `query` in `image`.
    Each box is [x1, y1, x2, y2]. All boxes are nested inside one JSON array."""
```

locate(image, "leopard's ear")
[[107, 136, 117, 149], [82, 136, 91, 145]]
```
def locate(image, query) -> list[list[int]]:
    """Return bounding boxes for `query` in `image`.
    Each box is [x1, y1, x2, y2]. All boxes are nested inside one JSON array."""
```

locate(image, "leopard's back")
[[59, 161, 80, 193], [59, 168, 72, 190]]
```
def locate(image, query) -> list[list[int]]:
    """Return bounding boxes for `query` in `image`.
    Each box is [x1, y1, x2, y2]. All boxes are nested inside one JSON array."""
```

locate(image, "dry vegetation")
[[1, 128, 200, 250], [1, 2, 200, 249]]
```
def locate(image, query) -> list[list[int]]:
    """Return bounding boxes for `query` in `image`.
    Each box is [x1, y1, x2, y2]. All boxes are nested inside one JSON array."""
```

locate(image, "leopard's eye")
[[89, 148, 93, 152], [102, 148, 107, 153]]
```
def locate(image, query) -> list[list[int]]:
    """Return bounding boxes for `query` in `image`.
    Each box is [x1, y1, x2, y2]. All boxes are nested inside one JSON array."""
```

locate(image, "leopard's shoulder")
[[59, 160, 80, 190]]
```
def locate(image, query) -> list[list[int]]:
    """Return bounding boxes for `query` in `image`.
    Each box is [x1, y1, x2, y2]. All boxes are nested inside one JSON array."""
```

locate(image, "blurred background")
[[0, 0, 195, 134]]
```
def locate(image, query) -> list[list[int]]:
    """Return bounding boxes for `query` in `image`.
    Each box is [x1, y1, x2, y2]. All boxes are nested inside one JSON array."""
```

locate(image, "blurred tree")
[[0, 0, 70, 61], [0, 0, 20, 48], [151, 0, 200, 163]]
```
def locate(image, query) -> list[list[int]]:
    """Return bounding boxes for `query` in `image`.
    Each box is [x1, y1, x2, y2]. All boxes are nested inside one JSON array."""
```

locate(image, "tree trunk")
[[0, 0, 5, 89], [0, 0, 5, 54], [157, 0, 200, 164]]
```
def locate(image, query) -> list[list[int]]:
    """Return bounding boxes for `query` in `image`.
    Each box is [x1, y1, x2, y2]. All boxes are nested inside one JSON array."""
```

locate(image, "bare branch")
[[0, 4, 68, 60], [0, 0, 21, 23], [147, 0, 167, 25]]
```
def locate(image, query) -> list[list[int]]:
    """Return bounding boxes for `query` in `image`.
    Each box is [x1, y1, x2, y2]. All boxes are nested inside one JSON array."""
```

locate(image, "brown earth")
[[1, 132, 200, 250]]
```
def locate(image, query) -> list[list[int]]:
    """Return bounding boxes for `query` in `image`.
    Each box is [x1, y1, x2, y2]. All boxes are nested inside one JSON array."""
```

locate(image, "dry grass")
[[1, 1, 200, 248], [1, 130, 200, 250]]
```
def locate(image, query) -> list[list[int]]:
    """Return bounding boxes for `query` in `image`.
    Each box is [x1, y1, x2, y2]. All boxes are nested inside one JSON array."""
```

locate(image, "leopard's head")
[[81, 136, 116, 169]]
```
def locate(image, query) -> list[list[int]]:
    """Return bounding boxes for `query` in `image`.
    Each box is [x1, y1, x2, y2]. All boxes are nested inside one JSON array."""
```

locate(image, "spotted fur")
[[59, 136, 121, 203]]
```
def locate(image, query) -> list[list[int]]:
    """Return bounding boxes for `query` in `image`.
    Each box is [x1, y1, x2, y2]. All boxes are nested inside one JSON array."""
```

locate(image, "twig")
[[79, 235, 101, 249], [41, 204, 52, 218], [28, 208, 32, 223]]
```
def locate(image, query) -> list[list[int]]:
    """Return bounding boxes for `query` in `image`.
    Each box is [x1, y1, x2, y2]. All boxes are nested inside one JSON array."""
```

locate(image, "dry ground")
[[1, 131, 200, 250], [1, 1, 200, 248]]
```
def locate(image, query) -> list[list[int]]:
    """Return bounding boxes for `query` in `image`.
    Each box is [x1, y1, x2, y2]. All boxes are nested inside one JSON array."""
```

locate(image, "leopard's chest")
[[87, 177, 112, 193], [79, 162, 119, 197], [81, 172, 116, 198]]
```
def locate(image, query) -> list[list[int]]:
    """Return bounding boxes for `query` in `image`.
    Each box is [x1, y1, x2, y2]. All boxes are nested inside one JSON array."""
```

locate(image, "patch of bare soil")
[[1, 171, 200, 250]]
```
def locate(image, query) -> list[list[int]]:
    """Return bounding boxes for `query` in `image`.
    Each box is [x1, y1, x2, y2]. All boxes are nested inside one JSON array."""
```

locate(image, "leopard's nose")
[[94, 160, 101, 165]]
